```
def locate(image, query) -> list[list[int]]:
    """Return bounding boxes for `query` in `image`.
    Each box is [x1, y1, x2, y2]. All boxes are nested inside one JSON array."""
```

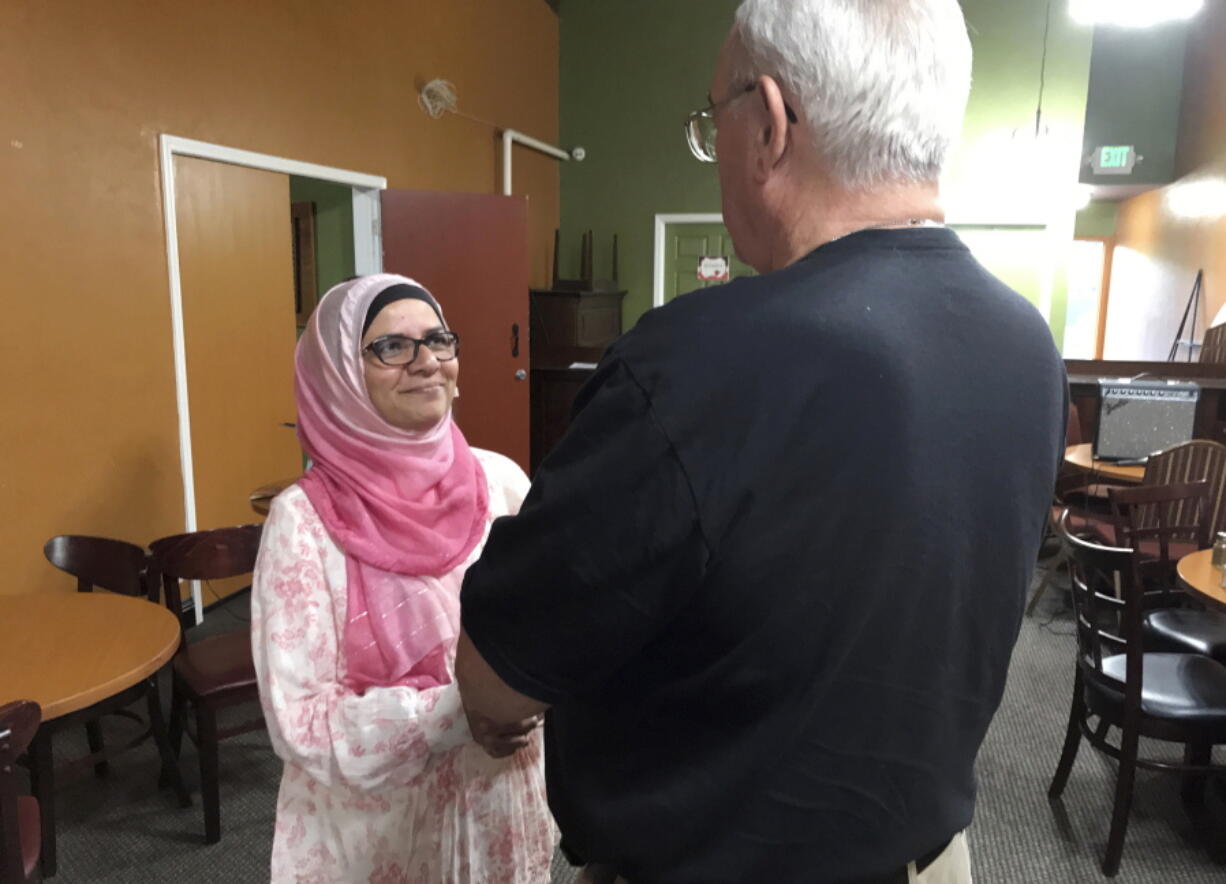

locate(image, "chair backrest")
[[1067, 400, 1083, 447], [1200, 323, 1226, 364], [1058, 511, 1142, 711], [1109, 480, 1210, 605], [1143, 439, 1226, 537], [0, 700, 40, 884], [148, 524, 263, 630], [43, 535, 150, 598]]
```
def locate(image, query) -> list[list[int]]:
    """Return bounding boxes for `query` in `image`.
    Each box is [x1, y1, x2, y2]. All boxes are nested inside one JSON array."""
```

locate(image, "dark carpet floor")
[[36, 564, 1226, 882]]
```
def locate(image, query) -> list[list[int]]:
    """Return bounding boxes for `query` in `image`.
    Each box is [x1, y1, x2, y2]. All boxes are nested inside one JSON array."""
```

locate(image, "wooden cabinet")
[[528, 289, 625, 474], [529, 232, 626, 473], [530, 289, 625, 364], [530, 367, 596, 474]]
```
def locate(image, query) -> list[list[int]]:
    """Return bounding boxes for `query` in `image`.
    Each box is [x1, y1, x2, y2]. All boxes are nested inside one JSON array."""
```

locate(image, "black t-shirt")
[[461, 228, 1067, 884]]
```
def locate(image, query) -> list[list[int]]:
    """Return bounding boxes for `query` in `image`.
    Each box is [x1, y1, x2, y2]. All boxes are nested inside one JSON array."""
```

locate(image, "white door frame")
[[159, 134, 386, 616], [652, 212, 725, 308]]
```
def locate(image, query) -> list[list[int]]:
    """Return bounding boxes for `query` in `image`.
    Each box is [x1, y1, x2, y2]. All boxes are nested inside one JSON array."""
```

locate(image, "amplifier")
[[1094, 379, 1199, 463]]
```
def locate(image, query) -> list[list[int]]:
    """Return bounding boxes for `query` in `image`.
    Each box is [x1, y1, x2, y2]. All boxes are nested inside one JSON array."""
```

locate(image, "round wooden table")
[[250, 477, 297, 516], [0, 591, 181, 877], [1177, 548, 1226, 609], [1064, 443, 1145, 484], [0, 592, 180, 719]]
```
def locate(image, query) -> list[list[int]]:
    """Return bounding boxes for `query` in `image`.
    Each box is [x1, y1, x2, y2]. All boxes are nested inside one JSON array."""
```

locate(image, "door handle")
[[515, 370, 527, 381], [280, 422, 297, 428], [511, 323, 520, 358]]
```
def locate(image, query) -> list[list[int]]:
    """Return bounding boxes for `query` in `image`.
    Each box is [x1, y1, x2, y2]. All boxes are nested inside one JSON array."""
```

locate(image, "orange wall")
[[0, 1, 559, 595], [1113, 175, 1226, 334]]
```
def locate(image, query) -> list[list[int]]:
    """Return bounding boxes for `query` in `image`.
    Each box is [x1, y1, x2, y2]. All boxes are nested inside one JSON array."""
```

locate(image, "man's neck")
[[767, 180, 944, 271]]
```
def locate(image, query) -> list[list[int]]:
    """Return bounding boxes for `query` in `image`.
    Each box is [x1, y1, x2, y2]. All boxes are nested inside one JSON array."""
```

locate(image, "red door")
[[380, 190, 530, 471]]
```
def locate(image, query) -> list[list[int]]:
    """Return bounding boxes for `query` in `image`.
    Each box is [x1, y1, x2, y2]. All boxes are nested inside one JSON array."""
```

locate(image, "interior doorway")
[[652, 213, 757, 308], [159, 135, 386, 617], [289, 176, 358, 332]]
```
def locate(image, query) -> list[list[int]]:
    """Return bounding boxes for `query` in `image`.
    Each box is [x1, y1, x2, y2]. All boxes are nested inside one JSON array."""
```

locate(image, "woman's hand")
[[468, 713, 544, 758]]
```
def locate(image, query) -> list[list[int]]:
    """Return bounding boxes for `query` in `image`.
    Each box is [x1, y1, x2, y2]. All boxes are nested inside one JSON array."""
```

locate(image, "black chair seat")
[[1144, 609, 1226, 664], [1098, 653, 1226, 727]]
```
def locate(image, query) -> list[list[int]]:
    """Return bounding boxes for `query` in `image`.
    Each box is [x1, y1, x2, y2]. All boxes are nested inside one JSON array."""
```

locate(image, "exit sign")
[[1091, 145, 1138, 175]]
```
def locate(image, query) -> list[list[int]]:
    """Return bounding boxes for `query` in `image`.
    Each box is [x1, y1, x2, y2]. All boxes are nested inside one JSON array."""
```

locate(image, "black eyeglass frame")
[[363, 330, 461, 367]]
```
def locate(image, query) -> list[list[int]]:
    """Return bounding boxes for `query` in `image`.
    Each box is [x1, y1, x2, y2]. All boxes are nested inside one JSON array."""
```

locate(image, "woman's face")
[[361, 299, 459, 432]]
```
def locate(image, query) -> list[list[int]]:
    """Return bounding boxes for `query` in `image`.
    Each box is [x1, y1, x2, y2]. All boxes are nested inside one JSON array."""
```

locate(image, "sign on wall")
[[1090, 144, 1139, 175], [697, 255, 730, 282]]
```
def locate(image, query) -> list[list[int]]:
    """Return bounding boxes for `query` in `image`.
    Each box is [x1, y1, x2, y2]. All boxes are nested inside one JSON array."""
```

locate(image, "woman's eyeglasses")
[[363, 331, 460, 367]]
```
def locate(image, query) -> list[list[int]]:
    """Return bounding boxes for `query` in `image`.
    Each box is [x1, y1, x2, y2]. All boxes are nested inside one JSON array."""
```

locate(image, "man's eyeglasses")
[[684, 83, 798, 163], [363, 330, 460, 367]]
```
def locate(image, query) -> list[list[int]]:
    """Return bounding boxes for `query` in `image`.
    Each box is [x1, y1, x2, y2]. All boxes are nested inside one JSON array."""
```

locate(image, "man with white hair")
[[457, 1, 1066, 882]]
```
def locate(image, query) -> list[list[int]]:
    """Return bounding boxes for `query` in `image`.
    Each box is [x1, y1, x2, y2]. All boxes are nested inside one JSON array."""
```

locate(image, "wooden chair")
[[1028, 402, 1120, 616], [1141, 439, 1226, 539], [1049, 506, 1226, 876], [149, 524, 265, 844], [1109, 481, 1226, 666], [44, 535, 152, 777], [0, 701, 40, 884], [1199, 323, 1226, 365], [1083, 440, 1226, 555], [36, 536, 190, 876]]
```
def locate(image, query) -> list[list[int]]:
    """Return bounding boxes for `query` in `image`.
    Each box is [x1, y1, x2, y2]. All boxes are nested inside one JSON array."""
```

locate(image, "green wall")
[[560, 0, 1095, 345], [560, 0, 738, 324], [942, 0, 1093, 349], [1074, 201, 1119, 238], [289, 176, 355, 312]]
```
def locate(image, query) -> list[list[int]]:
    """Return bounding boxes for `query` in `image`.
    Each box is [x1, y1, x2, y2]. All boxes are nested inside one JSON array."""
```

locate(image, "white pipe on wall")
[[501, 129, 584, 195]]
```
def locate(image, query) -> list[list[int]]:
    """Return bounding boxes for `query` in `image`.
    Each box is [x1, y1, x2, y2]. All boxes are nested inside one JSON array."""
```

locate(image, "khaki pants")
[[576, 830, 972, 884], [909, 831, 972, 884]]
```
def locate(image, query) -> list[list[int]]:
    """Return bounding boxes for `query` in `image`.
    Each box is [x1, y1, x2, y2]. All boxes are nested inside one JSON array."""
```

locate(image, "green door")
[[663, 222, 756, 303]]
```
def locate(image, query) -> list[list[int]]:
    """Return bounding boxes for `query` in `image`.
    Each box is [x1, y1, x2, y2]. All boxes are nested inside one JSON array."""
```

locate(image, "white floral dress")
[[251, 449, 557, 884]]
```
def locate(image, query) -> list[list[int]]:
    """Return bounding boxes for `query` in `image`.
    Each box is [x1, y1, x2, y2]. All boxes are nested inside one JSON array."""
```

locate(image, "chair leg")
[[84, 720, 109, 778], [28, 728, 57, 878], [1181, 741, 1211, 808], [1027, 549, 1065, 617], [146, 678, 191, 808], [1049, 671, 1084, 800], [1103, 723, 1140, 877], [167, 680, 187, 759], [1180, 741, 1222, 862], [196, 703, 221, 844]]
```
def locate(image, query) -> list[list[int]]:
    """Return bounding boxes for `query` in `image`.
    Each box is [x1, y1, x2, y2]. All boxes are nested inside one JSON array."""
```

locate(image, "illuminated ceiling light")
[[1166, 179, 1226, 220], [1069, 0, 1204, 27]]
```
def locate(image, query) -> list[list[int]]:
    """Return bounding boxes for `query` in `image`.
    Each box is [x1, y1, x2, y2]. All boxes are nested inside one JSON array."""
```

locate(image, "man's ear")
[[752, 75, 791, 180]]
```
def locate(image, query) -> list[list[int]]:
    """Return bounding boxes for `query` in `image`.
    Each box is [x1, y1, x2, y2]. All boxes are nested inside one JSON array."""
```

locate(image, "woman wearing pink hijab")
[[251, 274, 556, 883]]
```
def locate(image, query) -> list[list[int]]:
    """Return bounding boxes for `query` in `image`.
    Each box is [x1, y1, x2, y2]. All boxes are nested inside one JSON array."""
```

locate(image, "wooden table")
[[0, 593, 179, 718], [1177, 548, 1226, 609], [1064, 443, 1145, 484], [0, 592, 181, 876], [249, 477, 297, 516]]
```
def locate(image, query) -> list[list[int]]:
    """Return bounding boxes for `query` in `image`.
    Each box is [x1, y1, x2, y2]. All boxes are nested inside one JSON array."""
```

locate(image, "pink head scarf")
[[295, 274, 489, 692]]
